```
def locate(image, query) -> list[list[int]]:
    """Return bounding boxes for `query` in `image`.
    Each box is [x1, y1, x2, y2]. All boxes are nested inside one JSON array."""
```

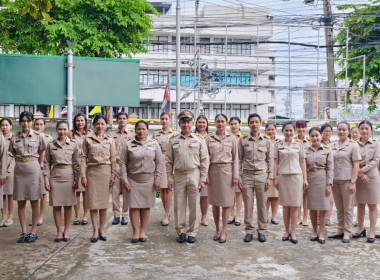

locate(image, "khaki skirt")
[[278, 174, 303, 207], [86, 165, 111, 210], [126, 173, 155, 208], [49, 167, 76, 207], [3, 168, 14, 195], [208, 164, 234, 207], [14, 160, 42, 201], [356, 168, 380, 204], [160, 153, 168, 189], [306, 171, 330, 210]]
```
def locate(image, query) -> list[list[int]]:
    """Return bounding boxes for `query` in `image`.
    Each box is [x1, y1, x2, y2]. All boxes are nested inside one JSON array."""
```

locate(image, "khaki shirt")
[[331, 139, 361, 180], [4, 134, 15, 174], [294, 136, 311, 150], [274, 139, 305, 175], [120, 138, 162, 184], [152, 129, 176, 154], [8, 130, 47, 159], [43, 137, 81, 183], [206, 132, 240, 180], [81, 132, 116, 179], [108, 128, 135, 164], [165, 132, 209, 183], [239, 133, 274, 179], [357, 139, 380, 174], [0, 133, 7, 179], [41, 132, 54, 145], [305, 144, 334, 185], [70, 129, 91, 154]]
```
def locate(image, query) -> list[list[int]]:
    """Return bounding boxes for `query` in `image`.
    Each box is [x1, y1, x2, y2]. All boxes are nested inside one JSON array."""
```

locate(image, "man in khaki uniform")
[[166, 110, 209, 243], [109, 112, 135, 226], [239, 113, 273, 243]]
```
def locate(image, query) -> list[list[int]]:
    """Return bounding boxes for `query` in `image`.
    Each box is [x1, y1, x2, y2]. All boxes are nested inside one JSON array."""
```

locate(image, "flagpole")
[[175, 0, 181, 129]]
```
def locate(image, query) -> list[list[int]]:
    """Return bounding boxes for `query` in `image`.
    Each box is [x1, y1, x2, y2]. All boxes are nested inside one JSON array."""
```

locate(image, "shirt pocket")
[[189, 142, 199, 154], [27, 140, 39, 154], [208, 141, 219, 154], [243, 144, 254, 160], [255, 146, 267, 160], [172, 143, 180, 155]]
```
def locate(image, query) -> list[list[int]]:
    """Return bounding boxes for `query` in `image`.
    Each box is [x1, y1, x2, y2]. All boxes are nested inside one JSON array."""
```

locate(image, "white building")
[[131, 3, 275, 121]]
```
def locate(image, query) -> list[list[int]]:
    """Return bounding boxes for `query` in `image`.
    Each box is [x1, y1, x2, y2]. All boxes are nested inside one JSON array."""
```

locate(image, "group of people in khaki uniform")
[[2, 109, 380, 246]]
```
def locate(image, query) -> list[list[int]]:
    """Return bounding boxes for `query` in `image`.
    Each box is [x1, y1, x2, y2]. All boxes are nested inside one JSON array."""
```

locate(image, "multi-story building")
[[132, 3, 275, 121], [303, 81, 331, 120]]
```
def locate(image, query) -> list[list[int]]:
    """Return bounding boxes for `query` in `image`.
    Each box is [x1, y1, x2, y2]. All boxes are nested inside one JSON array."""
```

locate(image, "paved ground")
[[1, 197, 380, 280]]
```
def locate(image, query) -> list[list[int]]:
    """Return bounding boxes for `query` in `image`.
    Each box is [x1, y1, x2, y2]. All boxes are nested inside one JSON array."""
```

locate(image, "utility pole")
[[323, 0, 337, 110], [175, 0, 181, 126]]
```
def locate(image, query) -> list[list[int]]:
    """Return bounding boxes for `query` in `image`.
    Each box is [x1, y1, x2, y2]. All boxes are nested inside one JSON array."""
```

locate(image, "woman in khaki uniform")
[[353, 120, 380, 243], [274, 121, 308, 244], [328, 121, 361, 243], [153, 112, 175, 226], [195, 115, 210, 226], [70, 113, 90, 225], [9, 111, 47, 243], [1, 119, 15, 227], [321, 123, 334, 226], [305, 127, 334, 244], [121, 120, 162, 243], [206, 114, 239, 243], [33, 118, 54, 227], [44, 121, 81, 242], [265, 122, 280, 225], [81, 114, 116, 243], [228, 116, 243, 227]]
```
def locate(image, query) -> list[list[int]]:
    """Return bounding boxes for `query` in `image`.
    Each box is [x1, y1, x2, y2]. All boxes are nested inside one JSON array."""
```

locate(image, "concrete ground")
[[1, 197, 380, 280]]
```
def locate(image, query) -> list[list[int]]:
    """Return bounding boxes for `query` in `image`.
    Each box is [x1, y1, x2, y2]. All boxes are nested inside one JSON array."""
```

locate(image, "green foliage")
[[0, 0, 158, 57], [335, 0, 380, 113]]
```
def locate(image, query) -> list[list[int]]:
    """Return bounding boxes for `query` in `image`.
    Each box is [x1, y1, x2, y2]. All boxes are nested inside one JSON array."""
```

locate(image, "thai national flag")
[[161, 82, 170, 112]]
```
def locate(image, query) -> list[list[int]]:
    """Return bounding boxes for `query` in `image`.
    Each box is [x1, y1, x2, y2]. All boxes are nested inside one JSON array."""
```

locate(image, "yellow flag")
[[48, 105, 54, 118], [89, 106, 101, 116]]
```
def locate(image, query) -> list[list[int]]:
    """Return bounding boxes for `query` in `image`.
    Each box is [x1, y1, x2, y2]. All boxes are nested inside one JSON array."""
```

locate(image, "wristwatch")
[[350, 180, 356, 184]]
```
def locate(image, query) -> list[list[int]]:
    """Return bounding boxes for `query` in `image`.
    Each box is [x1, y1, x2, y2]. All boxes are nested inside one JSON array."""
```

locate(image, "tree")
[[0, 0, 158, 57], [335, 0, 380, 113]]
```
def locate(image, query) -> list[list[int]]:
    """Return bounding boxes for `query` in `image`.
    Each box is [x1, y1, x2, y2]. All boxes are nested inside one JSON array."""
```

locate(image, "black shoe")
[[187, 236, 196, 243], [367, 237, 375, 243], [219, 237, 226, 244], [290, 238, 298, 244], [121, 217, 129, 225], [73, 220, 80, 226], [243, 234, 253, 243], [25, 233, 38, 243], [234, 221, 241, 226], [258, 233, 266, 243], [352, 228, 366, 238], [54, 238, 64, 243], [282, 236, 289, 242], [111, 217, 120, 225], [342, 238, 350, 243], [310, 236, 319, 242], [81, 220, 88, 225], [227, 218, 235, 225], [99, 233, 107, 242], [29, 222, 43, 227], [375, 234, 380, 239], [139, 238, 147, 242], [177, 233, 186, 243], [328, 233, 344, 239], [213, 236, 220, 241], [90, 237, 98, 243], [271, 220, 280, 225], [62, 237, 70, 242], [318, 238, 326, 244], [17, 233, 28, 243], [131, 238, 139, 243]]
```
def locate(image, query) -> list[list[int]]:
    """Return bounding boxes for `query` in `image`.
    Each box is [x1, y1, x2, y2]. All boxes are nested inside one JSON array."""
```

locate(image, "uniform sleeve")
[[110, 138, 117, 180], [8, 137, 16, 157], [199, 139, 209, 182], [120, 144, 129, 184], [266, 140, 274, 179], [273, 142, 278, 159], [299, 143, 306, 159], [238, 138, 244, 177], [326, 149, 334, 185], [42, 143, 52, 184], [6, 157, 15, 174], [231, 136, 240, 180], [351, 142, 362, 162], [154, 142, 163, 184], [80, 138, 88, 178], [0, 135, 7, 179], [362, 142, 380, 174], [38, 135, 47, 152], [165, 139, 174, 183], [72, 143, 81, 184]]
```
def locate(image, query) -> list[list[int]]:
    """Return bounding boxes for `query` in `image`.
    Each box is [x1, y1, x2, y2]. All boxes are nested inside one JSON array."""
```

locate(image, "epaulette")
[[198, 134, 204, 139], [88, 129, 93, 132], [350, 139, 356, 143], [0, 132, 2, 135], [323, 145, 329, 149], [45, 134, 50, 137], [13, 132, 19, 136], [150, 138, 157, 142], [132, 129, 135, 132], [70, 138, 76, 142], [34, 131, 40, 135], [226, 132, 232, 136], [240, 134, 247, 139], [275, 139, 282, 143], [173, 128, 177, 131], [264, 134, 270, 139], [293, 136, 297, 139], [295, 139, 302, 143], [372, 138, 377, 142], [154, 128, 160, 131], [169, 134, 176, 139], [208, 132, 213, 136], [306, 136, 311, 141]]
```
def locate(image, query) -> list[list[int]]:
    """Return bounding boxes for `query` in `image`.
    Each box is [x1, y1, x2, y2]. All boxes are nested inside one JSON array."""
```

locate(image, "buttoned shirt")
[[70, 129, 90, 154], [165, 132, 209, 183], [331, 139, 361, 181], [0, 134, 7, 179], [8, 130, 47, 159], [120, 138, 162, 184], [108, 128, 135, 164], [239, 133, 274, 179], [43, 137, 81, 183], [81, 132, 116, 178], [356, 138, 380, 174], [305, 144, 334, 185], [274, 139, 305, 175], [153, 129, 175, 154], [206, 132, 239, 180]]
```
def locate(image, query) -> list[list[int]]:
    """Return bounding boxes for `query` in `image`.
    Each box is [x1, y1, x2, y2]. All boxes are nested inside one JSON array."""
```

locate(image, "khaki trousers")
[[332, 180, 354, 235], [242, 172, 267, 234], [112, 165, 128, 218], [173, 169, 200, 237]]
